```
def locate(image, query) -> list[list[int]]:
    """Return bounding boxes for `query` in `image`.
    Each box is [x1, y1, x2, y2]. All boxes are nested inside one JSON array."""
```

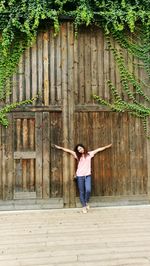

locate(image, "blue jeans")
[[77, 175, 91, 207]]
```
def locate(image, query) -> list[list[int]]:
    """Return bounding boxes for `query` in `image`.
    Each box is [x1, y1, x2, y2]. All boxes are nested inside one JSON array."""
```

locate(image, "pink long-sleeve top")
[[75, 151, 95, 176]]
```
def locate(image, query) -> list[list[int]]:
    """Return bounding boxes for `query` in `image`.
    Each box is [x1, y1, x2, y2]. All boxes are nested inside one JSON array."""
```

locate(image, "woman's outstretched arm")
[[91, 143, 112, 156], [53, 144, 76, 157]]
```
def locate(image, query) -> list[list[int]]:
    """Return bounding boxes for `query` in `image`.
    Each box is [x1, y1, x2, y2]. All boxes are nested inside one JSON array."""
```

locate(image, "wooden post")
[[61, 22, 69, 207], [67, 22, 76, 207], [61, 22, 75, 207]]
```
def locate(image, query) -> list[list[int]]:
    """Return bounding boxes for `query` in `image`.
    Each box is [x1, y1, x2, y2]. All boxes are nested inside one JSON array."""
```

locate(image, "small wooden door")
[[13, 112, 44, 198], [13, 111, 63, 201]]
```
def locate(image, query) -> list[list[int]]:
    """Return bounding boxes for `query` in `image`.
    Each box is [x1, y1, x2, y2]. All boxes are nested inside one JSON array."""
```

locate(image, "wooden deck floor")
[[0, 205, 150, 266]]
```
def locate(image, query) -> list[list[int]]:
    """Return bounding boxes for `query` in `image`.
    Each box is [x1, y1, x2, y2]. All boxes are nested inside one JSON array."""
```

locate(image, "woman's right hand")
[[54, 144, 61, 149], [51, 144, 60, 149]]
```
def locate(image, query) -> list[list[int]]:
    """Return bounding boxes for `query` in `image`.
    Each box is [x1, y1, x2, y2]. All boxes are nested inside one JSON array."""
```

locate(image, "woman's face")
[[77, 146, 84, 153]]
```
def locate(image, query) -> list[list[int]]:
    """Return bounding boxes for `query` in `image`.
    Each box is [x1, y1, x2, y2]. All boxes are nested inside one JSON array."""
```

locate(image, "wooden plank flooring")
[[0, 205, 150, 265]]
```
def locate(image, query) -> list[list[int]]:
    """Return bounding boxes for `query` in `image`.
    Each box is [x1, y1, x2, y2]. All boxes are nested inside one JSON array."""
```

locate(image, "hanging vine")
[[0, 0, 150, 128], [93, 26, 150, 137]]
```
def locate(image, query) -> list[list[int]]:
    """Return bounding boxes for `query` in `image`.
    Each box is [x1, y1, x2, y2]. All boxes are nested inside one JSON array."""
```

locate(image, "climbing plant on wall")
[[0, 0, 150, 130]]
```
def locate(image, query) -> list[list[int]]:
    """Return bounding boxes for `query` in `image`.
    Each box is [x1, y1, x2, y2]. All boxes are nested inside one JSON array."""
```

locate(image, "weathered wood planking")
[[0, 22, 149, 207], [74, 111, 148, 197], [5, 23, 148, 108]]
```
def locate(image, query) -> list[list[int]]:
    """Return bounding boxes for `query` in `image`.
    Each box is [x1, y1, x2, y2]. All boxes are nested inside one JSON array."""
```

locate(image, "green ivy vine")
[[0, 98, 37, 127], [0, 0, 150, 130], [93, 27, 150, 137]]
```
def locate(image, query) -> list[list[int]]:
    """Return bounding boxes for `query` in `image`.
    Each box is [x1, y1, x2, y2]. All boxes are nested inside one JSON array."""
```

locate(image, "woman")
[[54, 143, 112, 214]]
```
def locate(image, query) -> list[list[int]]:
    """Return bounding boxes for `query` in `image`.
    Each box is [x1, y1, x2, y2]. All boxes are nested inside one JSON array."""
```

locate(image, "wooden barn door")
[[74, 111, 148, 205], [13, 111, 63, 201]]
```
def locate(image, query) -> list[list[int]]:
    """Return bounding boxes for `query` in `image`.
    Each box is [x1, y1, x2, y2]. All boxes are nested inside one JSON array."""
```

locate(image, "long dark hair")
[[74, 144, 89, 161]]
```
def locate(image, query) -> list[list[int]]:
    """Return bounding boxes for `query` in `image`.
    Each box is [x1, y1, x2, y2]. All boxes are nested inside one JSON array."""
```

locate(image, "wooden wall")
[[0, 22, 149, 207]]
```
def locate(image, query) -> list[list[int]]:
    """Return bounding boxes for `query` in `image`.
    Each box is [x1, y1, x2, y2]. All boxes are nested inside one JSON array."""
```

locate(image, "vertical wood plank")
[[109, 37, 116, 101], [123, 113, 131, 195], [116, 113, 124, 196], [56, 29, 62, 104], [136, 117, 144, 194], [103, 111, 112, 196], [42, 112, 50, 198], [50, 112, 63, 198], [5, 114, 14, 199], [129, 114, 137, 195], [91, 112, 100, 196], [147, 123, 150, 198], [73, 31, 79, 105], [91, 29, 98, 98], [78, 29, 85, 104], [5, 78, 11, 104], [49, 28, 55, 104], [31, 41, 37, 100], [43, 31, 49, 105], [29, 118, 35, 191], [111, 112, 120, 196], [97, 30, 104, 98], [1, 120, 13, 200], [22, 119, 28, 191], [103, 36, 110, 100], [16, 159, 23, 192], [84, 29, 91, 103], [115, 42, 122, 99], [141, 119, 148, 194], [37, 32, 43, 104], [35, 112, 43, 198], [119, 113, 129, 195], [18, 55, 24, 101], [15, 119, 22, 191], [25, 47, 31, 99], [12, 73, 18, 102], [109, 111, 115, 196], [16, 119, 21, 151]]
